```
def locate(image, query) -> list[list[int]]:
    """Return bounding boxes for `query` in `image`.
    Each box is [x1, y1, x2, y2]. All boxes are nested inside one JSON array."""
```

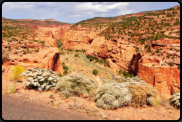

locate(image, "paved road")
[[2, 94, 98, 120], [80, 53, 115, 80]]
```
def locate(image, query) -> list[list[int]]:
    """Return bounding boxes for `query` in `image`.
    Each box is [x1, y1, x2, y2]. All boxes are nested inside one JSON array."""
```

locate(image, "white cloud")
[[74, 2, 129, 13], [2, 2, 35, 9]]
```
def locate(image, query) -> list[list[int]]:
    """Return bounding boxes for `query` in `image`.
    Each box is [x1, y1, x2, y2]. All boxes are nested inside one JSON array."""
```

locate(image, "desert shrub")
[[168, 62, 174, 66], [54, 73, 97, 98], [56, 39, 63, 49], [167, 53, 170, 58], [65, 49, 73, 52], [22, 50, 27, 54], [170, 93, 180, 109], [62, 62, 69, 75], [7, 46, 11, 51], [144, 44, 150, 49], [128, 84, 158, 107], [2, 47, 9, 64], [34, 48, 39, 52], [95, 82, 131, 110], [74, 53, 79, 57], [118, 69, 123, 74], [122, 70, 135, 78], [93, 69, 99, 75], [156, 49, 160, 53], [146, 48, 151, 53], [40, 40, 45, 47], [9, 65, 25, 82], [20, 67, 59, 91], [177, 64, 180, 69], [135, 47, 139, 52], [75, 49, 80, 52]]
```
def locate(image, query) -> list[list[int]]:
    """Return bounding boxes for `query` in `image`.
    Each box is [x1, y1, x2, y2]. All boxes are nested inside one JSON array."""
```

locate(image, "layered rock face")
[[62, 30, 96, 50], [4, 47, 64, 75], [86, 37, 137, 72], [137, 63, 180, 99]]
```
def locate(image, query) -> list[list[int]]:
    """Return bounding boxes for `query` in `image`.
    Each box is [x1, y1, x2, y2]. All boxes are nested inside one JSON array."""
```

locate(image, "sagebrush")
[[97, 76, 159, 109], [95, 82, 131, 110], [21, 67, 59, 91], [170, 93, 180, 109], [55, 73, 98, 98]]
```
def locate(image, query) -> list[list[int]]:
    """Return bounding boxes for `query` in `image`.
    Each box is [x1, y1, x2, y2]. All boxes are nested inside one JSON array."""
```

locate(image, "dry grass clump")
[[5, 82, 16, 94], [2, 47, 9, 64], [128, 84, 158, 107], [95, 82, 131, 110], [97, 76, 159, 109], [9, 65, 25, 82], [55, 73, 98, 98]]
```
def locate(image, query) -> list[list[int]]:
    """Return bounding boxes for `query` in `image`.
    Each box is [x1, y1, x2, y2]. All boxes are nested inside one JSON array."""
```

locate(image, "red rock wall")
[[137, 63, 180, 99]]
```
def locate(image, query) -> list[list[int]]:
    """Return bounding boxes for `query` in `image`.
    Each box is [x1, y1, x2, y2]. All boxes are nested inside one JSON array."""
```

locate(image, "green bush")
[[167, 53, 170, 58], [122, 71, 134, 78], [21, 67, 59, 91], [54, 73, 97, 98], [93, 69, 98, 75], [74, 53, 79, 57], [144, 44, 150, 49], [146, 48, 151, 53], [119, 69, 123, 74], [168, 62, 174, 66], [56, 39, 63, 49], [177, 64, 180, 69], [62, 62, 69, 75], [7, 46, 11, 51], [156, 49, 160, 53], [34, 48, 39, 52]]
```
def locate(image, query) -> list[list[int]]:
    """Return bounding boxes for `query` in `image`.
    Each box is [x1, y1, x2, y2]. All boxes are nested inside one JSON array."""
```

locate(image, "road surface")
[[2, 94, 98, 120], [80, 53, 115, 80]]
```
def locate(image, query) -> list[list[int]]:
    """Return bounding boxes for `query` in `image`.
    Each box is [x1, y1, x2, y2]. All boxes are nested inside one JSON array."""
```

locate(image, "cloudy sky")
[[2, 2, 180, 24]]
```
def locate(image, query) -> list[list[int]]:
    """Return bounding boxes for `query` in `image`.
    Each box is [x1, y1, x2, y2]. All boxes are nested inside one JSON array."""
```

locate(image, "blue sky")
[[2, 2, 180, 24]]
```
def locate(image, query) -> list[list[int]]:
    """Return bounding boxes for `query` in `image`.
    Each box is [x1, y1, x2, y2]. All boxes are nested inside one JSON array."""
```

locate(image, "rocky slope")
[[62, 5, 180, 99], [2, 18, 72, 75]]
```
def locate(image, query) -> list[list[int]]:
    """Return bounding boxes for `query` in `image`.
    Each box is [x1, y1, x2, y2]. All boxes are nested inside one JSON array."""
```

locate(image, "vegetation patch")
[[21, 67, 59, 91], [170, 93, 180, 109], [2, 47, 9, 64], [95, 82, 131, 110], [54, 73, 97, 98], [9, 65, 25, 82]]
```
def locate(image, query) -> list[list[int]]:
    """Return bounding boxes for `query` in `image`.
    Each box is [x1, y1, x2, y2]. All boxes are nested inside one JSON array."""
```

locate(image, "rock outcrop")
[[137, 63, 180, 99], [5, 47, 64, 75]]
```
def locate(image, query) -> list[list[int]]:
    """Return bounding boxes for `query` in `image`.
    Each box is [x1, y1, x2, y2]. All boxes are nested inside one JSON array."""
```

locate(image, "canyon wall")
[[62, 29, 180, 99], [137, 63, 180, 99]]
